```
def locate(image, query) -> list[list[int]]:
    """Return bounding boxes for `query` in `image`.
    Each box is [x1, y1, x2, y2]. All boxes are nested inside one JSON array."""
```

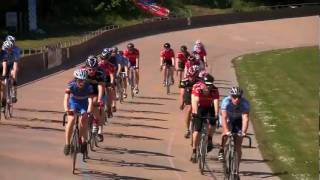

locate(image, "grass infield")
[[234, 47, 318, 180]]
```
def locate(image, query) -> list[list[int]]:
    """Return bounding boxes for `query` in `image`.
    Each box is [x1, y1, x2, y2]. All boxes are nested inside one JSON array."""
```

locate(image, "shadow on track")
[[14, 108, 65, 114], [111, 122, 168, 130], [78, 169, 151, 180], [89, 158, 186, 172], [103, 132, 162, 141], [136, 96, 176, 101], [241, 170, 288, 178], [114, 115, 168, 122], [11, 116, 62, 124], [96, 146, 174, 157], [118, 109, 169, 115], [0, 123, 64, 132], [124, 101, 164, 106]]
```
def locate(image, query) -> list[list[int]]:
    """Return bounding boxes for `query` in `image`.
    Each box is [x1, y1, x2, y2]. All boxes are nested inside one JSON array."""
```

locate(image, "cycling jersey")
[[160, 49, 174, 61], [0, 46, 21, 64], [124, 48, 139, 67], [65, 80, 93, 114], [85, 67, 105, 95], [193, 44, 207, 60], [179, 79, 196, 105], [116, 54, 130, 68], [192, 81, 219, 108], [177, 51, 189, 70], [221, 96, 250, 120]]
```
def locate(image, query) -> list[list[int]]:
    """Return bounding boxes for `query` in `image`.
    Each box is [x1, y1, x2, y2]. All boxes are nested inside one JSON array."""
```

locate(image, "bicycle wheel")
[[166, 68, 170, 94], [224, 139, 234, 180], [87, 117, 95, 151], [199, 135, 207, 174], [130, 69, 135, 99], [230, 148, 239, 180], [71, 129, 79, 174], [4, 79, 12, 119]]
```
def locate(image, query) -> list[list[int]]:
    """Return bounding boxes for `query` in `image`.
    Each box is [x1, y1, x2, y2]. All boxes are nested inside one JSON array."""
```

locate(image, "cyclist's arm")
[[117, 63, 122, 76], [63, 92, 70, 112], [87, 96, 93, 113], [97, 83, 104, 103], [110, 72, 115, 85], [2, 61, 7, 77], [160, 57, 164, 66], [171, 57, 175, 69], [213, 99, 219, 118], [221, 110, 230, 134], [191, 94, 199, 114], [136, 55, 140, 68], [242, 112, 249, 135]]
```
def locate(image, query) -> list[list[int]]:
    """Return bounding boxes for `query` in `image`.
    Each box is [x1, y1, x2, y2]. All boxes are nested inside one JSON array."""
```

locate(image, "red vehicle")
[[134, 0, 170, 17]]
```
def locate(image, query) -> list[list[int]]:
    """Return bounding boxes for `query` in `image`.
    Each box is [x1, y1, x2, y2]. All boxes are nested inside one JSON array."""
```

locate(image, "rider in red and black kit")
[[190, 73, 219, 163], [160, 42, 175, 86], [176, 45, 190, 82], [123, 43, 140, 94]]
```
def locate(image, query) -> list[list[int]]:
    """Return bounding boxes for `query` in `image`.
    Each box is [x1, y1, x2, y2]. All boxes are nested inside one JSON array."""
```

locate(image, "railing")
[[20, 2, 320, 57]]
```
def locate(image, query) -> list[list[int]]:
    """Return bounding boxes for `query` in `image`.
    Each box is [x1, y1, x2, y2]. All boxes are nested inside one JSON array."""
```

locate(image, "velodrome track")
[[0, 16, 318, 180]]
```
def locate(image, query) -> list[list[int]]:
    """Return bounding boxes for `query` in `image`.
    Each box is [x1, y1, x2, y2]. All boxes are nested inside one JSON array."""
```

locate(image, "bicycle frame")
[[223, 133, 239, 180], [128, 66, 136, 98], [3, 75, 14, 119]]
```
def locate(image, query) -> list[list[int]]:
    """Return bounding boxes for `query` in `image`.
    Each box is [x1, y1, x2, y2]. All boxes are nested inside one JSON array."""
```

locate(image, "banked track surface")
[[0, 16, 318, 180]]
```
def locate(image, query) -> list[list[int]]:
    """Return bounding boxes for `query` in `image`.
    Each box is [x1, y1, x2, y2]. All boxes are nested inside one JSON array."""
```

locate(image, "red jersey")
[[177, 51, 189, 65], [123, 48, 139, 64], [185, 59, 201, 70], [160, 49, 175, 61], [98, 61, 114, 76], [194, 45, 207, 60], [192, 81, 219, 107]]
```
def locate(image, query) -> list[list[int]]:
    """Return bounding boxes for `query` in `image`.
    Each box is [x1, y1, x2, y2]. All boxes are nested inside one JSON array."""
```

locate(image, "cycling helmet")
[[73, 68, 88, 80], [112, 46, 118, 53], [230, 87, 243, 97], [6, 35, 16, 43], [188, 65, 200, 77], [180, 45, 187, 52], [164, 42, 171, 49], [102, 48, 112, 58], [86, 55, 98, 68], [127, 43, 134, 49], [203, 73, 214, 85], [2, 40, 14, 50]]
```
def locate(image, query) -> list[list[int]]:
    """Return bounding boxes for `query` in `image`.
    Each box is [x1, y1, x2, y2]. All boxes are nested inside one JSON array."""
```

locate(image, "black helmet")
[[86, 55, 98, 68], [180, 45, 187, 52], [164, 42, 170, 49], [127, 43, 134, 49], [203, 73, 214, 86]]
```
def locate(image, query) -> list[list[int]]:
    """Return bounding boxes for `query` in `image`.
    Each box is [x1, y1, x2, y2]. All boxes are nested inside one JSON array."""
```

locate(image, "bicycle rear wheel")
[[166, 68, 170, 94], [71, 129, 79, 174], [4, 79, 12, 119], [199, 136, 207, 174]]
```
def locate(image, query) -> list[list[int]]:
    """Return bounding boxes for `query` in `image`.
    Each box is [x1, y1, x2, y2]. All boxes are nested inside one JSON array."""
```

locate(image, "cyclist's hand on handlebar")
[[191, 113, 198, 119], [179, 104, 185, 111], [97, 101, 104, 108], [226, 131, 232, 136]]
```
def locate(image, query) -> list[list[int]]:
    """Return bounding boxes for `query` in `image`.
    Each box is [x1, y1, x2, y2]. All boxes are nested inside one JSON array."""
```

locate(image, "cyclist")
[[190, 73, 219, 163], [123, 43, 140, 94], [160, 42, 175, 86], [193, 40, 208, 67], [176, 45, 190, 82], [218, 87, 250, 170], [183, 53, 203, 79], [179, 64, 201, 139], [63, 68, 93, 155], [0, 39, 21, 104], [112, 47, 130, 98], [98, 48, 115, 118], [115, 49, 130, 98], [84, 55, 106, 142]]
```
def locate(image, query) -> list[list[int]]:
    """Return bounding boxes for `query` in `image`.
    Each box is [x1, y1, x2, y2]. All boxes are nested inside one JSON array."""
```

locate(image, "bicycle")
[[162, 64, 173, 94], [223, 133, 240, 180], [116, 72, 126, 103], [3, 75, 14, 119], [87, 114, 98, 151], [62, 111, 87, 174], [128, 66, 136, 99]]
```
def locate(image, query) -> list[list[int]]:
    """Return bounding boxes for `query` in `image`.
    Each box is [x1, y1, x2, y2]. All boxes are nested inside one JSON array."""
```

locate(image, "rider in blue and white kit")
[[0, 37, 21, 105], [218, 87, 250, 171]]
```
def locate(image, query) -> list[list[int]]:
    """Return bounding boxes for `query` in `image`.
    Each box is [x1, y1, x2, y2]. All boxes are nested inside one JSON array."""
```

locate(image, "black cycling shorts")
[[163, 59, 173, 67], [229, 118, 242, 133], [183, 88, 192, 105], [193, 106, 216, 132], [177, 61, 185, 71]]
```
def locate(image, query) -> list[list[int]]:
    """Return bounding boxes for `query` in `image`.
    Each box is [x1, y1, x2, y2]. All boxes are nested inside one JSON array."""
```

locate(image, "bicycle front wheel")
[[199, 136, 207, 174], [71, 129, 79, 174]]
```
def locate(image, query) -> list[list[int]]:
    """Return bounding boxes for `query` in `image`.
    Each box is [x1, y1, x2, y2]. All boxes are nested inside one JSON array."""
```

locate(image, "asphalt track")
[[0, 16, 318, 180]]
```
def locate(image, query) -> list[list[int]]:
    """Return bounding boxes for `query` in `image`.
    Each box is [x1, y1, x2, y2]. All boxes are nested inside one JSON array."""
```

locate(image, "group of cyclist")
[[0, 35, 21, 108], [63, 43, 140, 156], [164, 40, 251, 177]]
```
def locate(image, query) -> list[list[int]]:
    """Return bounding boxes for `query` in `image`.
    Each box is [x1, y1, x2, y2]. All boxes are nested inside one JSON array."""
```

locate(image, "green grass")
[[234, 47, 318, 180]]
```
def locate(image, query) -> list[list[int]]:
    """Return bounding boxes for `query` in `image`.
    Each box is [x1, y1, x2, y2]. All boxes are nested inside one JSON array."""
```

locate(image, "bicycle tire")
[[4, 79, 12, 119], [230, 144, 239, 180], [199, 135, 207, 174], [71, 129, 79, 174], [166, 68, 170, 94]]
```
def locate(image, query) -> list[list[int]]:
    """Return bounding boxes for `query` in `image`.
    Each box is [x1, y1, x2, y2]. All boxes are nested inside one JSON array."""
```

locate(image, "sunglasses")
[[87, 68, 96, 72], [231, 95, 241, 99]]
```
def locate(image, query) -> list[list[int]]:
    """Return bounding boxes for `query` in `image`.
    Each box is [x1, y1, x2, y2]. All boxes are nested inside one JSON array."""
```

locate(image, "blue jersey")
[[66, 80, 93, 102], [221, 96, 250, 120], [0, 47, 21, 64], [116, 54, 130, 67]]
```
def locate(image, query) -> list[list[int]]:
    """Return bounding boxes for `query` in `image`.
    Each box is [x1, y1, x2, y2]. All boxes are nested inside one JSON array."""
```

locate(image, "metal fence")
[[20, 2, 320, 57]]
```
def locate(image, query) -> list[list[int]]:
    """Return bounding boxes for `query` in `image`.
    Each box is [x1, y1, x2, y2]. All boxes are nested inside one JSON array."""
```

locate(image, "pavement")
[[0, 16, 318, 180]]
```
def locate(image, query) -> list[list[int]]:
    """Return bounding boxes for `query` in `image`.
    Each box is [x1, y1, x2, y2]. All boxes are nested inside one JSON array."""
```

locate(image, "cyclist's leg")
[[169, 64, 174, 83], [162, 62, 167, 84], [111, 82, 117, 112], [183, 105, 192, 138], [135, 68, 139, 90], [64, 100, 76, 155], [233, 119, 243, 170], [11, 62, 18, 102], [207, 107, 216, 150], [78, 105, 89, 143]]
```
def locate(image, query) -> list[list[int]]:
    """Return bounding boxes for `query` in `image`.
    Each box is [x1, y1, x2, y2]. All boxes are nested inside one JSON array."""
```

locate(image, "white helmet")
[[73, 68, 88, 80], [2, 40, 14, 50], [195, 39, 201, 44], [6, 35, 16, 43], [230, 87, 243, 97]]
